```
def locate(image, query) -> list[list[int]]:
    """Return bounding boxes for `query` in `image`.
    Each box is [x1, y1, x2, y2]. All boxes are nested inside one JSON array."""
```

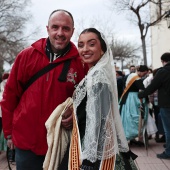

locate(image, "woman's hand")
[[61, 106, 73, 130]]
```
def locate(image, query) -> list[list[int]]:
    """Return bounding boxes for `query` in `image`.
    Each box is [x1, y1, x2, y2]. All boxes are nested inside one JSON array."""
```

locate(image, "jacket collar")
[[31, 38, 79, 62], [45, 38, 71, 62]]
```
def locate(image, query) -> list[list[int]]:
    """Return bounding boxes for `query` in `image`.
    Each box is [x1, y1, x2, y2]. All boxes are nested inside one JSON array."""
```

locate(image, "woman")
[[119, 65, 148, 144], [69, 28, 137, 170]]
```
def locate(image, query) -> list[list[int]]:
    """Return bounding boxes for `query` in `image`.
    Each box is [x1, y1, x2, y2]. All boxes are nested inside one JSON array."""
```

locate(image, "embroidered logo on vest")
[[67, 68, 77, 84]]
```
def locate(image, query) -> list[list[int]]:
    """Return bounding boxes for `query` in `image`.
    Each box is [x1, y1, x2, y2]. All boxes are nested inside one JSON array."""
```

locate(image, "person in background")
[[130, 65, 136, 73], [69, 28, 137, 170], [1, 9, 87, 170], [0, 73, 9, 154], [152, 68, 165, 143], [138, 52, 170, 159], [143, 68, 158, 139], [119, 65, 148, 145], [0, 73, 9, 134], [123, 65, 136, 89], [116, 70, 124, 101], [143, 68, 153, 116], [143, 68, 153, 88]]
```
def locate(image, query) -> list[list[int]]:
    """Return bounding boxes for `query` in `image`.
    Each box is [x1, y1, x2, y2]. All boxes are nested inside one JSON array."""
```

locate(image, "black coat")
[[138, 62, 170, 108]]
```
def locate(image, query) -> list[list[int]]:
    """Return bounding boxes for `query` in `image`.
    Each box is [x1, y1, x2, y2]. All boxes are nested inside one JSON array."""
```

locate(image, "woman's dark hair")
[[116, 70, 123, 77], [80, 28, 107, 53]]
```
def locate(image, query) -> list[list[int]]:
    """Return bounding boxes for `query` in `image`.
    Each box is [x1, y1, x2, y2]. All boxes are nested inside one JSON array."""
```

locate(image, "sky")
[[29, 0, 140, 43], [5, 0, 151, 71]]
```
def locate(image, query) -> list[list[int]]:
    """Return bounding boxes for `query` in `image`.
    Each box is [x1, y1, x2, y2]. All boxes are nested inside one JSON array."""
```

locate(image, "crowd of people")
[[116, 54, 170, 158], [0, 8, 170, 170]]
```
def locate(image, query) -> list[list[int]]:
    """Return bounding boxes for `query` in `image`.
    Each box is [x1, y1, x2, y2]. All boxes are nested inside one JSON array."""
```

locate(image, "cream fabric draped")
[[43, 97, 72, 170]]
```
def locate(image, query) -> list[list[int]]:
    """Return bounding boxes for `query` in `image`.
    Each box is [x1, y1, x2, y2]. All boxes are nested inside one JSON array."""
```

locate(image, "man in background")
[[123, 65, 136, 89], [138, 52, 170, 159]]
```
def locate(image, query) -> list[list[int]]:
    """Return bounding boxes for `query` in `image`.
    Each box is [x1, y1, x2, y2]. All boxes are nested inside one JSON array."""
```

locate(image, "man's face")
[[138, 71, 148, 77], [161, 60, 167, 66], [130, 66, 136, 73], [46, 11, 74, 53]]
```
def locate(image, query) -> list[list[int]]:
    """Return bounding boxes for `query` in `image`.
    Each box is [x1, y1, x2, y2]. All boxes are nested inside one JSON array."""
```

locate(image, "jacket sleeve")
[[138, 70, 163, 99], [1, 52, 25, 138]]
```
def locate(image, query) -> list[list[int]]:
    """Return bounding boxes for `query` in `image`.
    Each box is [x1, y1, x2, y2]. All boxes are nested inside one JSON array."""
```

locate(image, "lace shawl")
[[73, 34, 129, 163]]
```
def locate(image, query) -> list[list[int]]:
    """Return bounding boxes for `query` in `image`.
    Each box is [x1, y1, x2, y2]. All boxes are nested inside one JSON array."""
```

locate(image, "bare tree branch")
[[108, 0, 170, 65], [0, 0, 39, 72]]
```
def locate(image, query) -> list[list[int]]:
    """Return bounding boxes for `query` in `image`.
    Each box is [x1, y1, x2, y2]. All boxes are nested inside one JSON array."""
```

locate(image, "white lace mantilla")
[[73, 33, 129, 163]]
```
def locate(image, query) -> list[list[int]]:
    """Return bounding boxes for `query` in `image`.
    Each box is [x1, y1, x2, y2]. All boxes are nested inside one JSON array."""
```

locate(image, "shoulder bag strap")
[[23, 59, 71, 92]]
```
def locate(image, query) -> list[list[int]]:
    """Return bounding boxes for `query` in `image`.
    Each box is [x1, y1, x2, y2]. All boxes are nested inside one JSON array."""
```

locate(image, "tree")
[[73, 16, 117, 43], [108, 0, 170, 65], [110, 37, 141, 70], [0, 0, 38, 75], [73, 16, 140, 68]]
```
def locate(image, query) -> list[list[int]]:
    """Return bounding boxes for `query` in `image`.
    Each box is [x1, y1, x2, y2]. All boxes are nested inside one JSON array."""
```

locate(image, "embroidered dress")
[[69, 34, 137, 170], [120, 73, 148, 141]]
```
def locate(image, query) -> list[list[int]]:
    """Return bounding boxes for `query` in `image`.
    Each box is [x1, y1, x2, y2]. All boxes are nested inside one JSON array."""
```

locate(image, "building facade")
[[150, 0, 170, 69]]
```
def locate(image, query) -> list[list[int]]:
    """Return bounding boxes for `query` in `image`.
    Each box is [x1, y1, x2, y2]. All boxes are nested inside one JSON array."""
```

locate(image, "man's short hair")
[[116, 70, 123, 77], [130, 65, 135, 68], [161, 52, 170, 62], [48, 9, 74, 26]]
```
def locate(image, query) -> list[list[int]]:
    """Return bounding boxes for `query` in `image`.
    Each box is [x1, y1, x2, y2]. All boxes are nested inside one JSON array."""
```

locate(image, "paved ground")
[[131, 139, 170, 170], [0, 139, 169, 170]]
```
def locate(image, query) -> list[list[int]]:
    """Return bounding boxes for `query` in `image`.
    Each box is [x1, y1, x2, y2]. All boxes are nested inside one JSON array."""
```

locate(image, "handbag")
[[146, 113, 158, 135], [6, 147, 15, 170]]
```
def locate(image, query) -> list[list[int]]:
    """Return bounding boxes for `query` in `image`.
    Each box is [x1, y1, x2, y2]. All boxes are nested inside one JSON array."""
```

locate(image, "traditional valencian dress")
[[69, 34, 137, 170], [119, 73, 148, 141]]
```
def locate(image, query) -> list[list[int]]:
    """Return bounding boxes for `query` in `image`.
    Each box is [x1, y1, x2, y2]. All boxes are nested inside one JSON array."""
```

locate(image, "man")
[[1, 9, 88, 169], [123, 65, 136, 89], [138, 52, 170, 159], [116, 70, 124, 100], [129, 65, 136, 73]]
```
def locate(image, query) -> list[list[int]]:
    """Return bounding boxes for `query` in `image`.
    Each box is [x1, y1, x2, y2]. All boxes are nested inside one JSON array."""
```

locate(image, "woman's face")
[[78, 32, 104, 68]]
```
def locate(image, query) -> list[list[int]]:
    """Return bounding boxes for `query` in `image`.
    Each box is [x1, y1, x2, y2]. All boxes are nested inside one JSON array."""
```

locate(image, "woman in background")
[[119, 65, 148, 145]]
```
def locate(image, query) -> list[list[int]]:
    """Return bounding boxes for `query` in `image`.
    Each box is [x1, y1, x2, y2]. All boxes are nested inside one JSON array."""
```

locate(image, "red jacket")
[[1, 38, 88, 155]]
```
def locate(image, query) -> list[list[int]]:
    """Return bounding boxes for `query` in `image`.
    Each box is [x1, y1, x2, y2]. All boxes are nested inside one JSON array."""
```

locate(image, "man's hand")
[[138, 91, 144, 99], [61, 106, 73, 130], [7, 139, 15, 150]]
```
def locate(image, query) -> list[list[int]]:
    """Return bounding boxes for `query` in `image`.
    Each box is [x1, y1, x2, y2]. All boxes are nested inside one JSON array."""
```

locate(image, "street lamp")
[[165, 10, 170, 29]]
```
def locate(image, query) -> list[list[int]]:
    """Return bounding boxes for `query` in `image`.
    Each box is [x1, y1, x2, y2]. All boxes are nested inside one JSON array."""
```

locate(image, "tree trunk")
[[141, 37, 147, 66], [121, 59, 124, 71]]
